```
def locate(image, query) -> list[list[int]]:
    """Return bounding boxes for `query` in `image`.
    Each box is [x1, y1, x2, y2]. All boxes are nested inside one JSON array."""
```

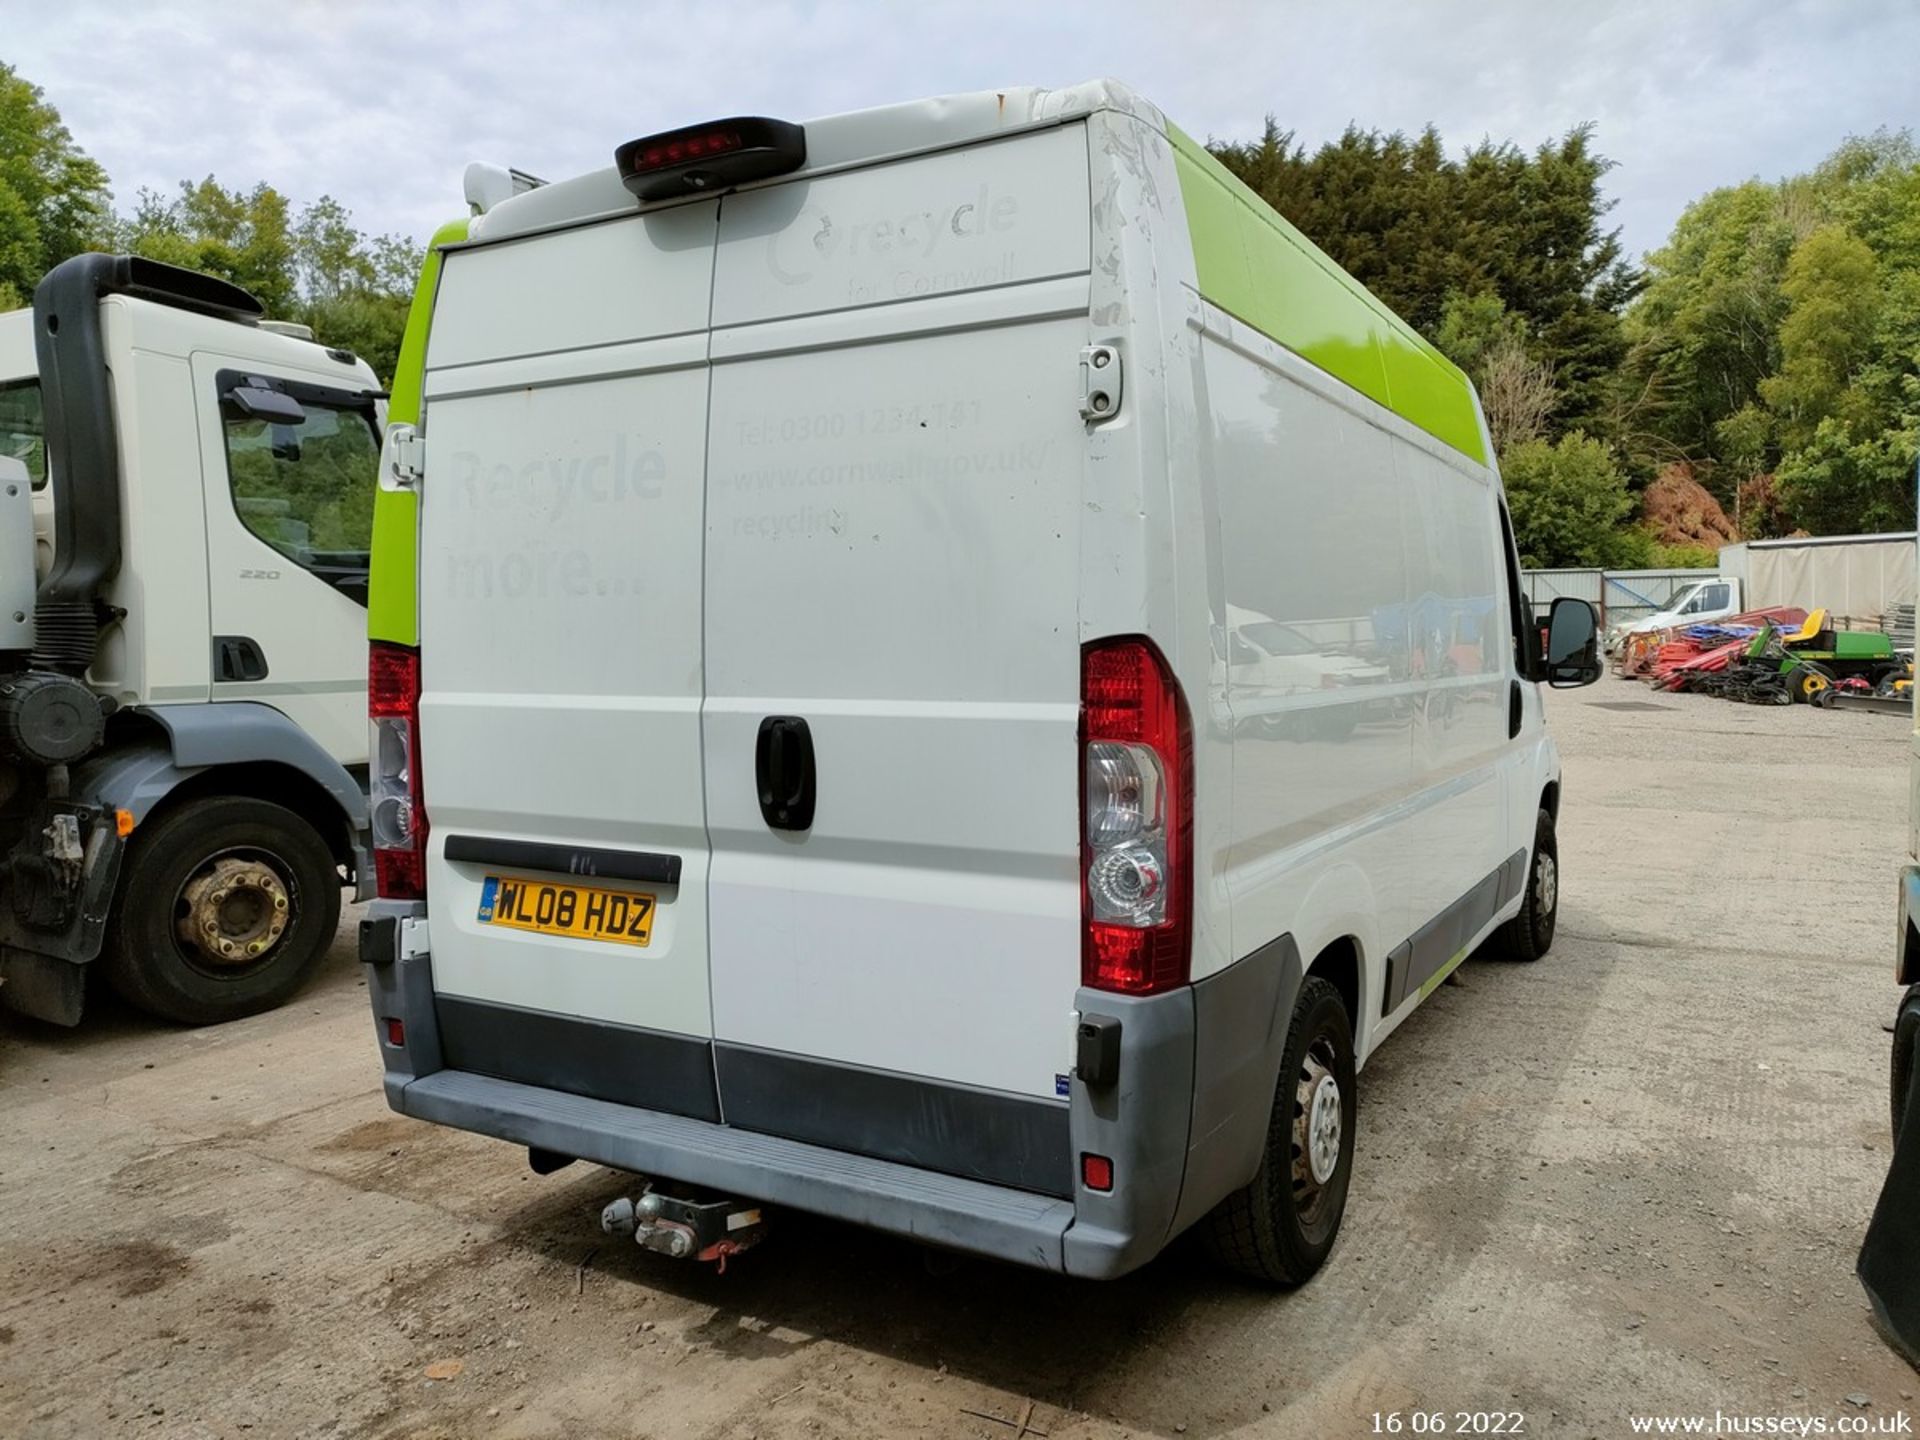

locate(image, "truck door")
[[412, 206, 723, 1116], [193, 355, 380, 763]]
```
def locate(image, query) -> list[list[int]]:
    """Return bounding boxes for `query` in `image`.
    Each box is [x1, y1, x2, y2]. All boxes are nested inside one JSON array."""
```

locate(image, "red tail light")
[[1080, 637, 1192, 995], [369, 642, 426, 899]]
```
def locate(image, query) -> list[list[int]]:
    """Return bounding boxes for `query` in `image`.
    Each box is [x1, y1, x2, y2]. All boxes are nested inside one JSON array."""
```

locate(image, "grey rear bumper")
[[399, 1068, 1077, 1269], [363, 899, 1301, 1279]]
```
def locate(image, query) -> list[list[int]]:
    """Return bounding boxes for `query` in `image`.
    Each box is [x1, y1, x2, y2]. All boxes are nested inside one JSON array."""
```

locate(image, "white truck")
[[361, 80, 1602, 1283], [0, 254, 379, 1026], [1607, 575, 1743, 652]]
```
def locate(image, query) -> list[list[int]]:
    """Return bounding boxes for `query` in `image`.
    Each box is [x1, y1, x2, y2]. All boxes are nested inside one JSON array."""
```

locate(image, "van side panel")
[[1204, 324, 1414, 990], [701, 127, 1090, 1106]]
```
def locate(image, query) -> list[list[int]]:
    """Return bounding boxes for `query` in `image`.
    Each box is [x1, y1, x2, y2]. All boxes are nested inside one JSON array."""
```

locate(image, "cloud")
[[7, 0, 1914, 264]]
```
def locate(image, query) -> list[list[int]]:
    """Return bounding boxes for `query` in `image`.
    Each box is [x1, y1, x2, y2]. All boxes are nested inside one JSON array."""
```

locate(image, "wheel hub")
[[176, 856, 291, 967], [1295, 1056, 1343, 1189], [1535, 852, 1558, 914]]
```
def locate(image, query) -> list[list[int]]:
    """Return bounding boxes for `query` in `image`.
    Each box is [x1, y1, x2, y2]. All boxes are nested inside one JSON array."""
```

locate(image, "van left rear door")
[[413, 207, 723, 1118]]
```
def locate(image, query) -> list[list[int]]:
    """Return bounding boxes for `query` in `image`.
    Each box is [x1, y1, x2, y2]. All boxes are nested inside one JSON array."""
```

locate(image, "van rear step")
[[601, 1185, 768, 1270]]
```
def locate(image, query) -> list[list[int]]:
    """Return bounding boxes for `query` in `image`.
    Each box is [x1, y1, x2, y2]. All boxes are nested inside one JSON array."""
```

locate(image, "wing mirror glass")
[[1543, 597, 1602, 688]]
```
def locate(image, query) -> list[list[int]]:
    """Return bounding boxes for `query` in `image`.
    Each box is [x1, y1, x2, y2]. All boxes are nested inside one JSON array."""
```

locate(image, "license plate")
[[476, 874, 654, 947]]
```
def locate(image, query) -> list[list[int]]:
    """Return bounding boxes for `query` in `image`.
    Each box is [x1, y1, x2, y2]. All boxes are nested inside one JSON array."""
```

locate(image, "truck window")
[[219, 375, 379, 604], [0, 380, 48, 490], [1696, 582, 1730, 611]]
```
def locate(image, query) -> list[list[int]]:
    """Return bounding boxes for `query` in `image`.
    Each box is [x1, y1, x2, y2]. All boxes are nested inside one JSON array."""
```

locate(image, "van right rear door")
[[699, 126, 1094, 1194]]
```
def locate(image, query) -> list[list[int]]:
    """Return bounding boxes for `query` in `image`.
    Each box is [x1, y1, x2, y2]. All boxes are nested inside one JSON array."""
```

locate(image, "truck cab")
[[0, 255, 379, 1026], [1609, 575, 1743, 651]]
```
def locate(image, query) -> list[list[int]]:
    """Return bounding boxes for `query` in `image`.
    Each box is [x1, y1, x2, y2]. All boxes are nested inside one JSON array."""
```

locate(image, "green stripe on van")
[[1166, 124, 1488, 466], [369, 217, 470, 648]]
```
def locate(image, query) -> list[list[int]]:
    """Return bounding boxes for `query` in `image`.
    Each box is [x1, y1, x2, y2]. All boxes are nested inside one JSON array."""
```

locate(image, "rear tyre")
[[1492, 808, 1558, 962], [104, 795, 342, 1025], [1202, 976, 1356, 1286], [1894, 987, 1920, 1142]]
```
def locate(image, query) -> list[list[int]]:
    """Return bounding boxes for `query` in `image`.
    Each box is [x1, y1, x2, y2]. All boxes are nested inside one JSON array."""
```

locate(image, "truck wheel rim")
[[174, 850, 295, 972]]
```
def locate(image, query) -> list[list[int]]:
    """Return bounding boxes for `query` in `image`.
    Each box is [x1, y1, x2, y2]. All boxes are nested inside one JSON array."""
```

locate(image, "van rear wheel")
[[104, 795, 342, 1025], [1491, 809, 1557, 962], [1202, 976, 1355, 1286]]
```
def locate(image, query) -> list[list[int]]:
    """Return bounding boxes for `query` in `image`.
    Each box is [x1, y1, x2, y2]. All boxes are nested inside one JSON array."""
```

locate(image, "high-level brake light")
[[1080, 638, 1193, 995], [614, 117, 807, 202], [369, 642, 426, 900]]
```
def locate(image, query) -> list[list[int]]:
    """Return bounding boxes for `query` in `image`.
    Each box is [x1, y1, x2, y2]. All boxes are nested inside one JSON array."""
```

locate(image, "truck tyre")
[[104, 795, 342, 1025], [1894, 987, 1920, 1142], [1202, 975, 1355, 1286], [1492, 808, 1558, 962]]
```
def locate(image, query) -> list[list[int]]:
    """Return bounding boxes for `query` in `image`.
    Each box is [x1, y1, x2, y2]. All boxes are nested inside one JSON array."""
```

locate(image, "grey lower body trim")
[[1385, 851, 1528, 1013], [396, 1069, 1076, 1271], [436, 994, 720, 1123], [716, 1043, 1071, 1198], [1168, 933, 1304, 1237]]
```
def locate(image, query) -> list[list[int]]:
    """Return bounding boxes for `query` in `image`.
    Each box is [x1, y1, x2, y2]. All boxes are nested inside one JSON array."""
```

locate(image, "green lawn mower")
[[1754, 610, 1905, 704]]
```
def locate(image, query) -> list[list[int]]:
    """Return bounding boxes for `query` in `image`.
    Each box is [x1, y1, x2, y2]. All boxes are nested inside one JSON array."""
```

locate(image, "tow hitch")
[[601, 1185, 768, 1272]]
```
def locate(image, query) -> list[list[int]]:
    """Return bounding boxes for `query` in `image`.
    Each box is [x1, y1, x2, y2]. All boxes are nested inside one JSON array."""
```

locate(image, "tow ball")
[[601, 1186, 768, 1272]]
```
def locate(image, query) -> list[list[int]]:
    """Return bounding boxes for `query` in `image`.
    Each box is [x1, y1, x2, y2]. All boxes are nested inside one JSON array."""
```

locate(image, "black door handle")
[[213, 635, 269, 683], [755, 716, 816, 832], [1508, 679, 1523, 738]]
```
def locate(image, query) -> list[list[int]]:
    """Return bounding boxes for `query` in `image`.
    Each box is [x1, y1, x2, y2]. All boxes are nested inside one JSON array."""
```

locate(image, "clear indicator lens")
[[369, 716, 414, 850]]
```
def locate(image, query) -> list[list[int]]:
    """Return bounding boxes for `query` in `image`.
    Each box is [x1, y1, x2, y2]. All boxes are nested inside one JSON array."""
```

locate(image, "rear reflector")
[[1081, 1153, 1114, 1192], [614, 117, 806, 202], [384, 1017, 405, 1048]]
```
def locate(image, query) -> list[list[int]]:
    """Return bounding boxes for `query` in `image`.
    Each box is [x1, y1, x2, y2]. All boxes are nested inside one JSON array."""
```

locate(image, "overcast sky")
[[6, 0, 1912, 266]]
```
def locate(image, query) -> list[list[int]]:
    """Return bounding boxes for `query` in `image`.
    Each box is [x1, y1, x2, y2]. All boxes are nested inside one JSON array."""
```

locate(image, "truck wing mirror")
[[226, 384, 306, 426], [1542, 597, 1602, 688]]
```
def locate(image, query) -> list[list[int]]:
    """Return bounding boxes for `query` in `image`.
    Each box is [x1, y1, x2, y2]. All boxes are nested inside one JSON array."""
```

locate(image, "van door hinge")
[[1079, 344, 1122, 424], [380, 423, 424, 493]]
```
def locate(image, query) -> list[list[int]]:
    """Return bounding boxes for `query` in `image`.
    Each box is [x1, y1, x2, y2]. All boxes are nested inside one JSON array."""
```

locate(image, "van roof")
[[447, 77, 1485, 467], [467, 80, 1164, 244]]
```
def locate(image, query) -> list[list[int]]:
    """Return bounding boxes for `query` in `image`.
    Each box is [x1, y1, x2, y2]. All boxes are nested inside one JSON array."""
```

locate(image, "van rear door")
[[700, 127, 1093, 1165], [414, 205, 723, 1118]]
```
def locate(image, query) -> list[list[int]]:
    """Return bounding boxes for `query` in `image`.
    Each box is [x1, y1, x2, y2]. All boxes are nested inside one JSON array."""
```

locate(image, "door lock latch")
[[1079, 344, 1123, 424]]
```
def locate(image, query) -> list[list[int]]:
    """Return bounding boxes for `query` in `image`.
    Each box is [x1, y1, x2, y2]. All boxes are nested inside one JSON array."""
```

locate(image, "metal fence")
[[1520, 568, 1719, 629]]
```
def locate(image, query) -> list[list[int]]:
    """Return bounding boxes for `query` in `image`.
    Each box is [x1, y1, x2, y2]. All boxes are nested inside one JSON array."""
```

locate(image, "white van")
[[1607, 575, 1743, 652], [361, 80, 1602, 1283]]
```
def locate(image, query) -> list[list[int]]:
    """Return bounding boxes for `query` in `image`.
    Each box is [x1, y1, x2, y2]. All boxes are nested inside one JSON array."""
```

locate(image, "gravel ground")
[[1, 675, 1914, 1439]]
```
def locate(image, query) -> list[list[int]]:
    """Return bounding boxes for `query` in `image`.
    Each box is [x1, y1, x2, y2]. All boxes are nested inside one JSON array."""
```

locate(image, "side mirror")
[[227, 384, 307, 426], [1541, 597, 1602, 688]]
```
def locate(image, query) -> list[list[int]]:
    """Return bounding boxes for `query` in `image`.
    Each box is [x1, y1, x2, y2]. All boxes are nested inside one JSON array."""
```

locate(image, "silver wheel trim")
[[1306, 1072, 1342, 1185], [1534, 851, 1558, 915]]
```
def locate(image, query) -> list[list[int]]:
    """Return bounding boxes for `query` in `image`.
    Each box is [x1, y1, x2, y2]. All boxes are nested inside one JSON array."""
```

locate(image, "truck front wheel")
[[104, 795, 342, 1025]]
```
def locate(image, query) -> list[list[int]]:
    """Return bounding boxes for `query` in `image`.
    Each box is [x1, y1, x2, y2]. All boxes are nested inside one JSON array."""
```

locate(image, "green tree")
[[1759, 226, 1880, 446], [0, 62, 111, 299], [117, 177, 298, 314], [1500, 431, 1648, 568], [1211, 119, 1637, 437]]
